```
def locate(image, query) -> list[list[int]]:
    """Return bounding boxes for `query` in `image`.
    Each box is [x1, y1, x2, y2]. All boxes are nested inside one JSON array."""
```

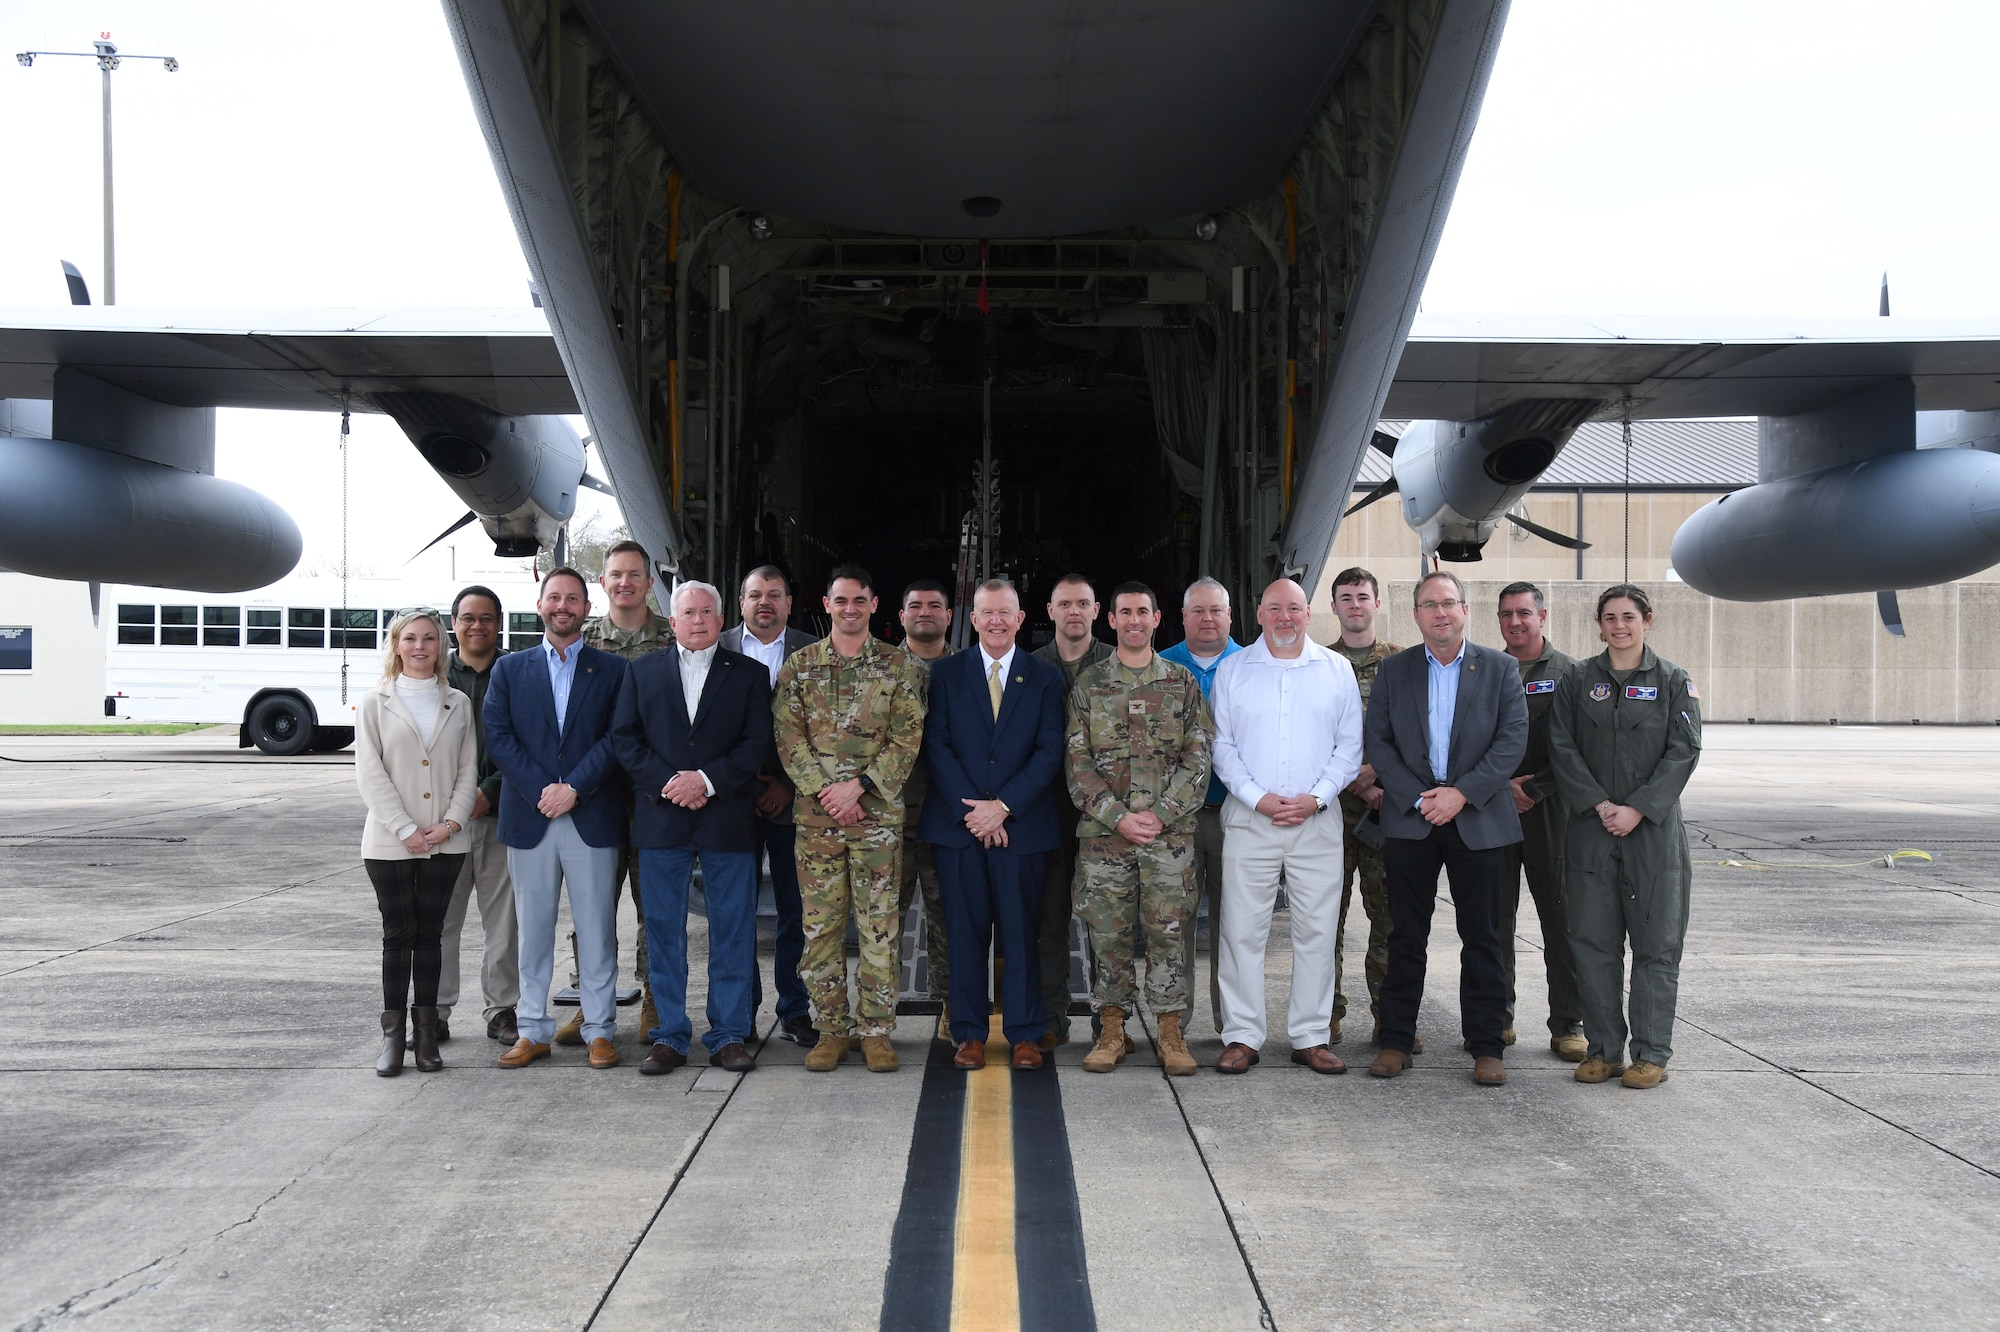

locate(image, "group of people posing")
[[353, 543, 1701, 1091]]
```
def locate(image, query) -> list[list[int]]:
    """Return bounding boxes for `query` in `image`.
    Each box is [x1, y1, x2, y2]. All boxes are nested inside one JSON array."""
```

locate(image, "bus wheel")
[[248, 694, 315, 756], [310, 726, 355, 753]]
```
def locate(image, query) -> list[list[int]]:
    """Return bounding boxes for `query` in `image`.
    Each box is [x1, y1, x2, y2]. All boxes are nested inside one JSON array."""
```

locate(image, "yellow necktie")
[[988, 658, 1004, 719]]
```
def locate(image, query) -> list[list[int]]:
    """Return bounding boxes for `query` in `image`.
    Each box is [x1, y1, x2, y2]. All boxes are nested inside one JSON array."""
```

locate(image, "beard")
[[1268, 627, 1301, 647]]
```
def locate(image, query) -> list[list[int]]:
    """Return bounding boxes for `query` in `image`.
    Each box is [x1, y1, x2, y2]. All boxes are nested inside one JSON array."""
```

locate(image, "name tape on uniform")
[[1625, 685, 1659, 700], [1524, 679, 1557, 694]]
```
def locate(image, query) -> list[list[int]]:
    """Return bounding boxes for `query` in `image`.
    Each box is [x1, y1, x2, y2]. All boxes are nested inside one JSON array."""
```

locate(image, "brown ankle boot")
[[410, 1006, 443, 1072], [376, 1010, 406, 1077], [1083, 1006, 1128, 1073], [1156, 1010, 1196, 1077]]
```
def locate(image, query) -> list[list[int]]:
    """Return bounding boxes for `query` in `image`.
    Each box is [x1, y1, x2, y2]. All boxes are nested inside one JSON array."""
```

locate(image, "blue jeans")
[[747, 816, 810, 1025], [639, 845, 758, 1055]]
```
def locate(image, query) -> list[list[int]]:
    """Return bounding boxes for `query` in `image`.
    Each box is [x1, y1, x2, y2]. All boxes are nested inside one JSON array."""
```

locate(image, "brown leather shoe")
[[1290, 1045, 1347, 1075], [1037, 1029, 1068, 1052], [709, 1042, 756, 1073], [1368, 1048, 1411, 1078], [587, 1037, 619, 1069], [1215, 1042, 1260, 1074], [638, 1043, 686, 1075], [496, 1038, 551, 1069], [953, 1039, 987, 1070], [1473, 1055, 1507, 1086], [1011, 1040, 1043, 1069]]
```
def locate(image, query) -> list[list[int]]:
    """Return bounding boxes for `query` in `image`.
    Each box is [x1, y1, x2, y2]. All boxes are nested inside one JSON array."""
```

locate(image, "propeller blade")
[[1343, 475, 1398, 518], [1505, 511, 1591, 550], [554, 525, 569, 568], [579, 472, 615, 495], [1369, 429, 1399, 457], [405, 510, 480, 564], [1877, 588, 1905, 637], [60, 260, 90, 306]]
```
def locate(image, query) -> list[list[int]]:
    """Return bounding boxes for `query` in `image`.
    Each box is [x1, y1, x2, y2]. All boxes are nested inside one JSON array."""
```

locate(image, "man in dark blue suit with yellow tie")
[[919, 578, 1068, 1070]]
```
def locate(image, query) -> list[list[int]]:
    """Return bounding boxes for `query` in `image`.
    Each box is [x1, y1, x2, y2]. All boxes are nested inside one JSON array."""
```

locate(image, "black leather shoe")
[[639, 1043, 688, 1076], [434, 1015, 452, 1043], [710, 1042, 757, 1073], [779, 1016, 816, 1046], [410, 1006, 444, 1073], [376, 1010, 406, 1077], [486, 1008, 518, 1043]]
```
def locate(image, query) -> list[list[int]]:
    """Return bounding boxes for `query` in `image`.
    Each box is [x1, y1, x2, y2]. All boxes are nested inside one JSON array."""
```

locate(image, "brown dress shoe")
[[587, 1037, 620, 1069], [1037, 1030, 1068, 1052], [639, 1043, 686, 1075], [1368, 1048, 1411, 1078], [953, 1039, 987, 1070], [1011, 1041, 1043, 1069], [554, 1009, 586, 1046], [1473, 1055, 1507, 1086], [1290, 1045, 1347, 1075], [496, 1038, 551, 1069], [709, 1042, 756, 1073], [1215, 1042, 1260, 1075]]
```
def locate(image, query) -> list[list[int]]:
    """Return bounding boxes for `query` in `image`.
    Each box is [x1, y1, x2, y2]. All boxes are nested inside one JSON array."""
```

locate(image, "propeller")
[[1344, 474, 1398, 518], [1369, 428, 1399, 456], [1877, 588, 1904, 637], [60, 260, 90, 306], [1505, 510, 1590, 551], [405, 510, 479, 564], [579, 472, 615, 495], [554, 524, 569, 568]]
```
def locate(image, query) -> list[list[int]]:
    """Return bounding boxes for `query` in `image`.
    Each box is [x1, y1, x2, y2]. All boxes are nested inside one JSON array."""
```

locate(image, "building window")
[[332, 608, 378, 650], [117, 604, 156, 646], [160, 605, 198, 646], [247, 609, 281, 646], [204, 606, 241, 647], [508, 613, 544, 651], [0, 626, 29, 671], [288, 607, 325, 649]]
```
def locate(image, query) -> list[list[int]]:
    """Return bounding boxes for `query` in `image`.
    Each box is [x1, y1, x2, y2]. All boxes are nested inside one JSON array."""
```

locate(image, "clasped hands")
[[1345, 762, 1385, 812], [1594, 800, 1643, 836], [817, 777, 868, 826], [1417, 785, 1467, 826], [400, 822, 455, 855], [537, 782, 577, 819], [662, 770, 709, 810], [962, 798, 1009, 849], [1114, 809, 1165, 845], [1254, 792, 1321, 828]]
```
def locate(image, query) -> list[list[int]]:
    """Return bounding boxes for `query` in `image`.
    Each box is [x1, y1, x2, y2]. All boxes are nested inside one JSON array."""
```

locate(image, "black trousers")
[[366, 854, 466, 1010], [935, 843, 1047, 1046], [1379, 823, 1509, 1059]]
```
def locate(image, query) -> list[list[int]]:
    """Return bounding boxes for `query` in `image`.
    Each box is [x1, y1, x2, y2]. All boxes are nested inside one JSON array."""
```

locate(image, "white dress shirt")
[[680, 641, 719, 796], [739, 628, 787, 688], [1210, 635, 1364, 810]]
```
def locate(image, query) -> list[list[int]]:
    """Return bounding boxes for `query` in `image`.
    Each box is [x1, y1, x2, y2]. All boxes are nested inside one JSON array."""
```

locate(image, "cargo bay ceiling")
[[443, 0, 1507, 611]]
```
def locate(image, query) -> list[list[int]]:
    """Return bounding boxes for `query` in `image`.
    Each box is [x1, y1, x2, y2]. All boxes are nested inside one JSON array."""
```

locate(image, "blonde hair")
[[381, 609, 449, 683]]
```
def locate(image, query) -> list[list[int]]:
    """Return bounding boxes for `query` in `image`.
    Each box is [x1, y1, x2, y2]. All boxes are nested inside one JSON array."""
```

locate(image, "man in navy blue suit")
[[919, 578, 1068, 1070], [611, 580, 772, 1076], [483, 567, 630, 1071]]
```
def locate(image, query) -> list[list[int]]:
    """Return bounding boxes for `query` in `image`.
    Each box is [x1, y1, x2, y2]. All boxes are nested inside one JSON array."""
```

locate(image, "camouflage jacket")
[[773, 635, 928, 828], [1336, 639, 1398, 822], [898, 640, 948, 815], [1034, 638, 1113, 818], [1065, 653, 1213, 840], [581, 610, 675, 660]]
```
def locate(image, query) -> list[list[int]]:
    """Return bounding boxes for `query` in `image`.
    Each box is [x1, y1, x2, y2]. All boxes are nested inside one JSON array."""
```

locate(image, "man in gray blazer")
[[1362, 570, 1528, 1086], [721, 565, 823, 1046]]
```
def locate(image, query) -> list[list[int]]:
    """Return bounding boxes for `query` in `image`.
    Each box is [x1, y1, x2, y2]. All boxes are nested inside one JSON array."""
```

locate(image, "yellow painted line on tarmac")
[[950, 1016, 1019, 1332]]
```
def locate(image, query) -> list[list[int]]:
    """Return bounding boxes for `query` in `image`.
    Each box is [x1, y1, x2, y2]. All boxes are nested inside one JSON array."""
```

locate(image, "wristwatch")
[[1312, 795, 1328, 813], [857, 774, 877, 795]]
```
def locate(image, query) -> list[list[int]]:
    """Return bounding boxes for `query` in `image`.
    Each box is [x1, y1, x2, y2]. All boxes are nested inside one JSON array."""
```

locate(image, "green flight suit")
[[1503, 640, 1583, 1037], [1333, 638, 1397, 1025], [1033, 637, 1114, 1036], [1545, 646, 1702, 1066]]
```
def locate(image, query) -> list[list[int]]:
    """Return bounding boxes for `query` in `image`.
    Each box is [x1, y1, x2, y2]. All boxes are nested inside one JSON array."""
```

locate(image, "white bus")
[[104, 567, 571, 754]]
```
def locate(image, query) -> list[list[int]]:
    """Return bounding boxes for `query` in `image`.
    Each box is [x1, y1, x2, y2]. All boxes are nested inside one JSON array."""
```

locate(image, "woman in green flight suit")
[[1545, 585, 1702, 1090]]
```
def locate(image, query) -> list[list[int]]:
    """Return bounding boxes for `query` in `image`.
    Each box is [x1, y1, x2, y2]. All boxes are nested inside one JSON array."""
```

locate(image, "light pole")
[[17, 34, 179, 305]]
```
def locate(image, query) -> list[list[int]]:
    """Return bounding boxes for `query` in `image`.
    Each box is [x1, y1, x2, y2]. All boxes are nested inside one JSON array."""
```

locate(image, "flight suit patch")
[[1525, 679, 1556, 694], [1625, 686, 1659, 700], [1686, 681, 1700, 699], [1590, 683, 1613, 702]]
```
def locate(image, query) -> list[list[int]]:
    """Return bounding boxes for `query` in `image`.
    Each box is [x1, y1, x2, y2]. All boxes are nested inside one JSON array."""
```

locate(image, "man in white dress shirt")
[[1209, 578, 1365, 1075]]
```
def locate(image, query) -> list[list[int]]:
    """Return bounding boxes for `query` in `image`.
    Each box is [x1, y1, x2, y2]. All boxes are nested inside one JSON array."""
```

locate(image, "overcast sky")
[[3, 0, 1996, 573]]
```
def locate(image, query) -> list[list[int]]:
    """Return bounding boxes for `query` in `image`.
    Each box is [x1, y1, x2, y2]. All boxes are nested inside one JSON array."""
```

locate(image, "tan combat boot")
[[1083, 1006, 1129, 1073], [1155, 1011, 1197, 1077], [860, 1035, 900, 1072], [1552, 1032, 1588, 1062], [1573, 1056, 1627, 1084], [1621, 1060, 1668, 1089], [805, 1032, 848, 1072], [554, 1008, 586, 1046]]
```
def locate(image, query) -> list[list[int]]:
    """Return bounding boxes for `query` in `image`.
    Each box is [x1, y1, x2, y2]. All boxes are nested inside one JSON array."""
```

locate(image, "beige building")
[[1311, 421, 2000, 724], [0, 574, 109, 725]]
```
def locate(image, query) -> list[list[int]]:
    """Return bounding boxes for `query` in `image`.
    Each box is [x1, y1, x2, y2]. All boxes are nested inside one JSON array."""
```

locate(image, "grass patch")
[[0, 723, 214, 736]]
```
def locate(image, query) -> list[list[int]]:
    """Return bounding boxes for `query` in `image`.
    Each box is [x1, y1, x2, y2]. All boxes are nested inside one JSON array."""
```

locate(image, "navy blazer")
[[484, 640, 629, 849], [917, 646, 1067, 855], [1363, 641, 1529, 852], [610, 646, 771, 852]]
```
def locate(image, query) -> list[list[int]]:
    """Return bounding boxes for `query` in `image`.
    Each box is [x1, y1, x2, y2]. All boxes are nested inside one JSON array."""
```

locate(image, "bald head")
[[1257, 579, 1312, 658]]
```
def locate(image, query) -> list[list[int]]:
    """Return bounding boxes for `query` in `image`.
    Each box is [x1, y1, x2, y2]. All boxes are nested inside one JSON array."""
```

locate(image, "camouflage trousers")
[[1075, 832, 1196, 1015], [797, 822, 902, 1038], [896, 834, 948, 997], [1334, 822, 1391, 1023]]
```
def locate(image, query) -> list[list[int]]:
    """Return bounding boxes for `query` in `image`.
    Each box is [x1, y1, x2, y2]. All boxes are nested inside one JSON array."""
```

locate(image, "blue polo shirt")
[[1161, 636, 1241, 806]]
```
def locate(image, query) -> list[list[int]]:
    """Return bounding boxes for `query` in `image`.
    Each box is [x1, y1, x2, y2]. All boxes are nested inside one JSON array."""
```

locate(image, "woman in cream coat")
[[356, 610, 480, 1075]]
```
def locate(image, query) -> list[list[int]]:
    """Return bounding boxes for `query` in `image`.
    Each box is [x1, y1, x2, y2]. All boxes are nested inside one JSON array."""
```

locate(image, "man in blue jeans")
[[611, 581, 773, 1074]]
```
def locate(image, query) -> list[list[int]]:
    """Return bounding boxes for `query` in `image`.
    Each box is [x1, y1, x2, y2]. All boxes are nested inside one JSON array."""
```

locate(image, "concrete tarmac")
[[2, 725, 1998, 1329]]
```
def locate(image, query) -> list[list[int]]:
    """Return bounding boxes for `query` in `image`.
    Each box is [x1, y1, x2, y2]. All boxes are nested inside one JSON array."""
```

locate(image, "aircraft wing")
[[0, 306, 577, 416], [1384, 314, 2000, 421]]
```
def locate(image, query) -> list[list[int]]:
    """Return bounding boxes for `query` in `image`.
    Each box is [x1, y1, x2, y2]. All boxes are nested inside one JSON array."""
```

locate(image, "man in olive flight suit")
[[1327, 567, 1401, 1047]]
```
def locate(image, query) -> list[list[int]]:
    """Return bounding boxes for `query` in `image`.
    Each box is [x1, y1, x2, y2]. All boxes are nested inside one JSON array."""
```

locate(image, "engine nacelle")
[[0, 435, 301, 591], [1671, 447, 2000, 600], [377, 392, 584, 558], [1395, 399, 1596, 560]]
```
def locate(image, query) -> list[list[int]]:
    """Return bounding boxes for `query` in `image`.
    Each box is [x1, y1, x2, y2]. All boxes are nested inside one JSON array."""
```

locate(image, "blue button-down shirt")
[[543, 635, 579, 735], [1160, 637, 1242, 805], [1425, 644, 1463, 785]]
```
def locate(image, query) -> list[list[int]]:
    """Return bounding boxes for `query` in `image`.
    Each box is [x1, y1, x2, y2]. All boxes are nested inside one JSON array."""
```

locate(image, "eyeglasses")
[[453, 612, 499, 626], [392, 607, 445, 620], [1416, 599, 1465, 613]]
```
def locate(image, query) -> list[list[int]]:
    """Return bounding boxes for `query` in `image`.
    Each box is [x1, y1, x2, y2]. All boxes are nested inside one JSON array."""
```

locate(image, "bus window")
[[117, 604, 155, 646], [333, 608, 378, 650], [508, 613, 544, 650], [247, 609, 281, 646], [161, 605, 198, 646], [204, 606, 241, 647], [288, 608, 325, 648]]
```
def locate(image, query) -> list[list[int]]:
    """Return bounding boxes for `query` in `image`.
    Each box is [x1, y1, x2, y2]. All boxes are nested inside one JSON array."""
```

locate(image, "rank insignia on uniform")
[[1129, 700, 1147, 715], [1590, 682, 1613, 701], [1525, 679, 1556, 694], [1625, 685, 1659, 700]]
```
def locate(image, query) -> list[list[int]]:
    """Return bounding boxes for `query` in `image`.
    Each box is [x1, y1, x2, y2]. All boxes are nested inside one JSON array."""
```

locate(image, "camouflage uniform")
[[773, 635, 927, 1038], [1066, 654, 1213, 1016], [1333, 638, 1398, 1025], [1033, 637, 1114, 1036], [896, 642, 949, 998]]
